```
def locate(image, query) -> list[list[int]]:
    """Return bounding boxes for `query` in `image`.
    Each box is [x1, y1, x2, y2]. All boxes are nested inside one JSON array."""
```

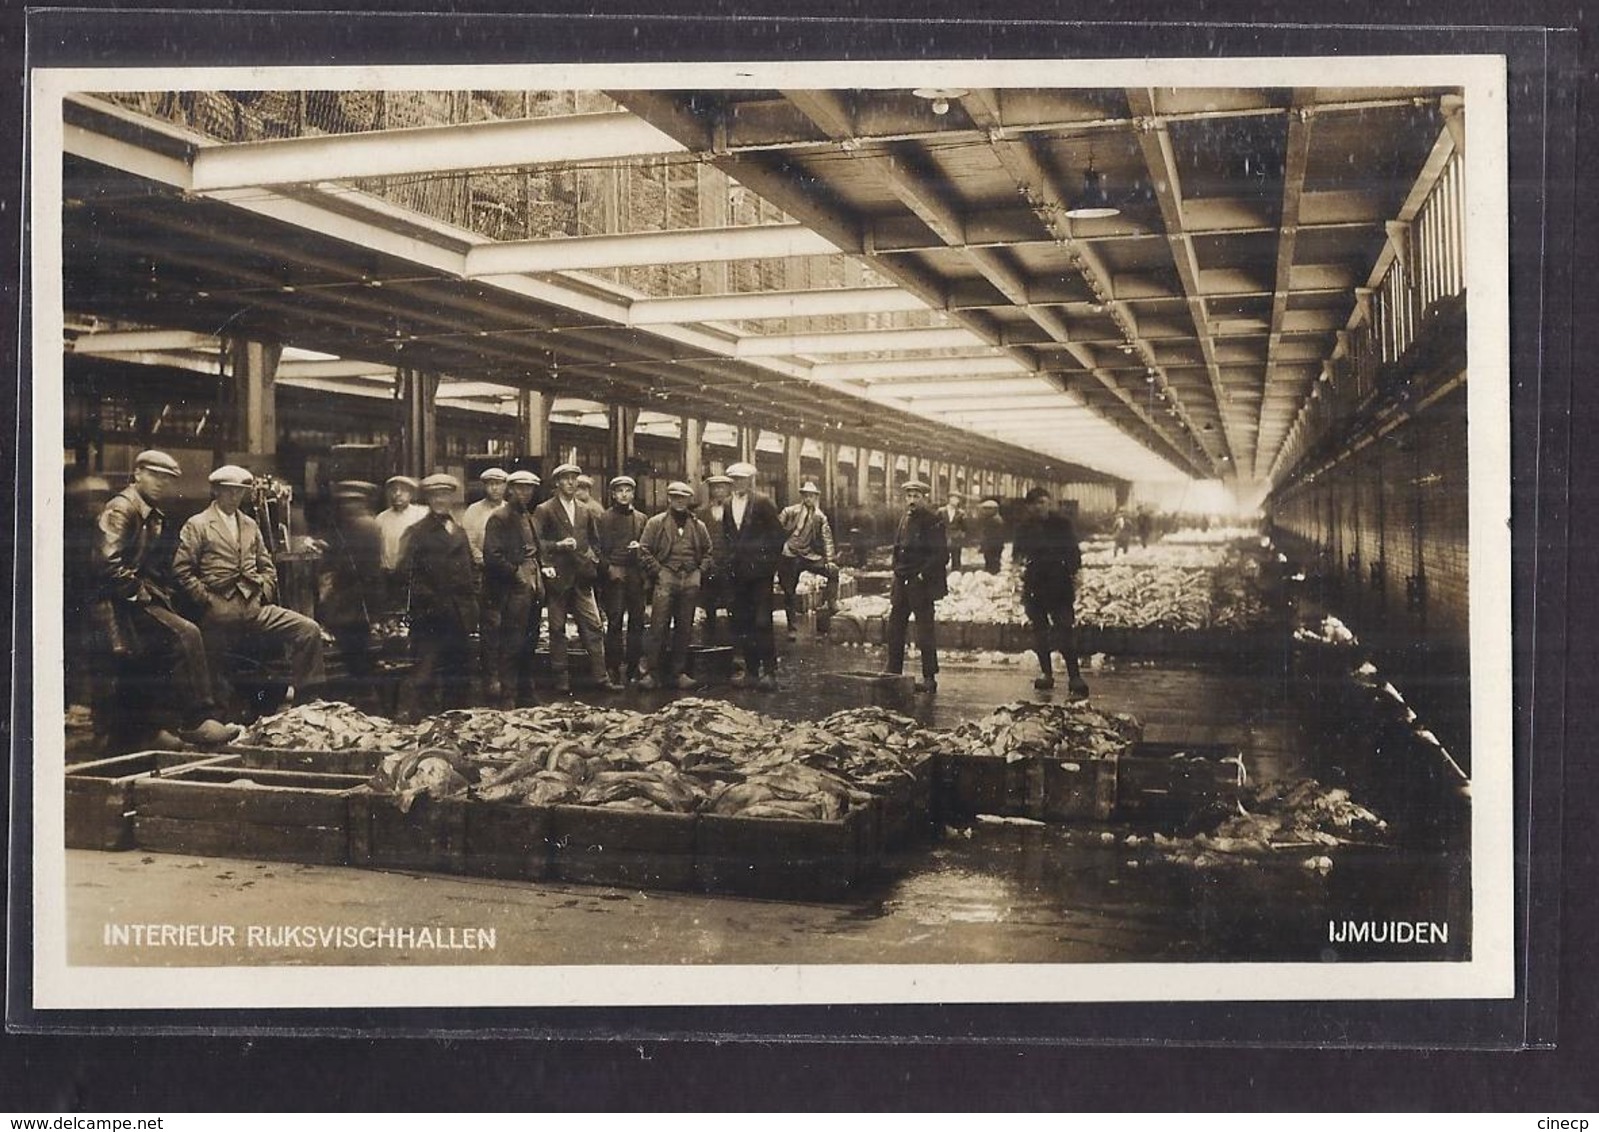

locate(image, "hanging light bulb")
[[1064, 154, 1121, 220]]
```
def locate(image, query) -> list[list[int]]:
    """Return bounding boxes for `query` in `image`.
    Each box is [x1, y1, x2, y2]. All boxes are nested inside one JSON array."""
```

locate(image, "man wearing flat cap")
[[398, 474, 479, 716], [884, 478, 947, 694], [596, 474, 649, 686], [777, 480, 840, 640], [376, 474, 428, 610], [697, 473, 736, 646], [533, 464, 620, 692], [722, 461, 786, 690], [480, 470, 544, 707], [173, 464, 327, 715], [636, 482, 712, 691], [463, 467, 509, 569], [92, 450, 238, 745]]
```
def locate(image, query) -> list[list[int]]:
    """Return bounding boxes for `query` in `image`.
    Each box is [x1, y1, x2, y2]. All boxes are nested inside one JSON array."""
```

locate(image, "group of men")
[[86, 450, 327, 747], [80, 449, 1089, 747], [336, 459, 845, 714]]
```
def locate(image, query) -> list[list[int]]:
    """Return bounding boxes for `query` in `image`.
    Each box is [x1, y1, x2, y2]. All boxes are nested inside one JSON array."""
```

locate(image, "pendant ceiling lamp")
[[1064, 158, 1121, 220]]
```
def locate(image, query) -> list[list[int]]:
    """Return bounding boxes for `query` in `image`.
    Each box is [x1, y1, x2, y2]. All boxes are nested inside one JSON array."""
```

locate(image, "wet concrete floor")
[[64, 631, 1471, 967]]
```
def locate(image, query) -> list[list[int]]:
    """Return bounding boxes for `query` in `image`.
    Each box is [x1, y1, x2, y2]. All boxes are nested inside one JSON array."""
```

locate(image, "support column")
[[227, 336, 281, 459], [607, 403, 639, 480], [519, 390, 551, 463], [821, 441, 839, 512], [397, 367, 440, 475], [736, 425, 759, 465], [854, 447, 872, 507], [783, 434, 803, 503], [681, 416, 705, 485], [884, 452, 899, 501]]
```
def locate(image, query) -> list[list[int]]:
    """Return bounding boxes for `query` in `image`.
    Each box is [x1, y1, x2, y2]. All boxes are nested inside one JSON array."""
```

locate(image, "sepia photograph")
[[26, 54, 1513, 1011]]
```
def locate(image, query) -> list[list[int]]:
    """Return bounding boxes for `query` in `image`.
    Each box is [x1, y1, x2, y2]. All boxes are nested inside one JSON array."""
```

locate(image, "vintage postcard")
[[24, 53, 1513, 1013]]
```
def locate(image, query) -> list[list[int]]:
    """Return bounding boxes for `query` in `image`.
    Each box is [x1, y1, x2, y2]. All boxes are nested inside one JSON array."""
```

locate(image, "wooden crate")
[[226, 744, 390, 776], [865, 754, 939, 850], [1116, 742, 1246, 821], [686, 645, 736, 684], [348, 790, 470, 874], [547, 805, 697, 891], [695, 806, 875, 901], [463, 802, 553, 882], [1040, 757, 1118, 822], [133, 764, 367, 864], [65, 752, 236, 851], [941, 752, 1033, 820]]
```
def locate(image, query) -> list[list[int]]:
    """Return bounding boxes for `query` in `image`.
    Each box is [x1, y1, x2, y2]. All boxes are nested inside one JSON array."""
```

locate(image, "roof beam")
[[1253, 94, 1316, 481], [810, 355, 1029, 383], [190, 112, 687, 192], [735, 325, 985, 358], [1126, 86, 1247, 478], [628, 285, 928, 325], [462, 223, 838, 275], [69, 328, 218, 354]]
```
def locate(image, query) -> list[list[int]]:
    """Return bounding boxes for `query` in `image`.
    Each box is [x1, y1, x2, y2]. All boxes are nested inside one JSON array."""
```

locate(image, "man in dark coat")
[[93, 450, 238, 746], [596, 474, 650, 685], [884, 479, 948, 693], [975, 497, 1007, 573], [636, 481, 713, 690], [696, 473, 735, 645], [721, 461, 786, 690], [398, 474, 480, 717], [533, 464, 621, 692], [480, 470, 544, 707], [1013, 487, 1090, 697], [319, 481, 385, 707]]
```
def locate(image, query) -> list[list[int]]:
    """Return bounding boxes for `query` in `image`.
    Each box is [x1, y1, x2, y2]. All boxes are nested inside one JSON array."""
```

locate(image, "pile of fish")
[[1161, 526, 1262, 545], [235, 701, 412, 751], [952, 700, 1143, 763], [1075, 565, 1214, 630], [1146, 777, 1389, 869], [239, 697, 1141, 822], [1080, 543, 1228, 569]]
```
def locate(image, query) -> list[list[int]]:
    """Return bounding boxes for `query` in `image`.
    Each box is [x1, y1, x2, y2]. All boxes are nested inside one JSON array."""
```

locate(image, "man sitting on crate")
[[92, 450, 240, 748], [1013, 487, 1090, 698], [171, 464, 327, 717], [776, 480, 840, 640], [636, 481, 713, 691]]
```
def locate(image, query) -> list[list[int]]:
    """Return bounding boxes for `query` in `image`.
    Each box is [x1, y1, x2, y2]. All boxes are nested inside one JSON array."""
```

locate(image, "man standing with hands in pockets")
[[533, 464, 622, 692]]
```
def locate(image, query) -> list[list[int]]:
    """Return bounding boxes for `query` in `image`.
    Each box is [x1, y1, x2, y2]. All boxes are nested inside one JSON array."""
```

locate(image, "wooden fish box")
[[1116, 742, 1246, 822], [830, 670, 915, 712], [1040, 757, 1118, 822], [940, 752, 1033, 820], [864, 754, 939, 850], [695, 806, 876, 901], [133, 764, 367, 864], [348, 791, 470, 874], [65, 752, 236, 851], [863, 614, 887, 645], [548, 805, 697, 891], [463, 801, 553, 881], [964, 623, 1004, 652], [226, 744, 390, 776], [686, 645, 735, 684]]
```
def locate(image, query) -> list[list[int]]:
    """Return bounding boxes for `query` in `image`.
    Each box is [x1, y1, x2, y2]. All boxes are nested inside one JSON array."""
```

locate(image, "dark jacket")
[[92, 484, 176, 655], [891, 507, 950, 601], [1013, 513, 1083, 602], [723, 492, 785, 582], [532, 494, 603, 595], [698, 501, 734, 577], [482, 500, 544, 600], [639, 509, 712, 578], [596, 504, 649, 578], [940, 504, 969, 546], [975, 512, 1007, 552], [321, 513, 383, 630], [403, 511, 479, 633]]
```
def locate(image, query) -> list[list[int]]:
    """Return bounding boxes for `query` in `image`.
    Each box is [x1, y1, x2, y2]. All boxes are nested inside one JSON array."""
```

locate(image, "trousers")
[[886, 581, 939, 678], [644, 570, 701, 679], [602, 569, 648, 678], [484, 585, 541, 705], [1023, 592, 1083, 680], [200, 592, 325, 705], [401, 617, 473, 718], [727, 571, 777, 677], [118, 601, 218, 733], [546, 584, 608, 682]]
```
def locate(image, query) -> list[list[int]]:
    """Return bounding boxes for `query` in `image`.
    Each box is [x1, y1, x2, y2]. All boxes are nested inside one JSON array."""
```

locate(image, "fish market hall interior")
[[59, 84, 1474, 967]]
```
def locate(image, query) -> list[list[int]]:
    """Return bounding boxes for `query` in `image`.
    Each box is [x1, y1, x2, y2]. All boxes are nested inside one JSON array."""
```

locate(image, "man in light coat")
[[776, 480, 840, 639], [171, 465, 325, 713], [532, 464, 622, 692]]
